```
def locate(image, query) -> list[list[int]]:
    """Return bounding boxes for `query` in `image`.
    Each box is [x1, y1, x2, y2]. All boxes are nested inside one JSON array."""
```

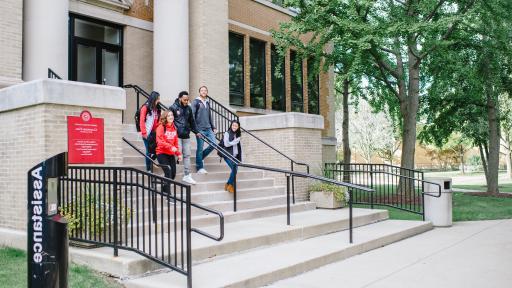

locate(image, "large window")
[[229, 32, 245, 106], [271, 45, 285, 111], [290, 50, 304, 112], [69, 14, 123, 86], [250, 39, 266, 109], [307, 58, 320, 114]]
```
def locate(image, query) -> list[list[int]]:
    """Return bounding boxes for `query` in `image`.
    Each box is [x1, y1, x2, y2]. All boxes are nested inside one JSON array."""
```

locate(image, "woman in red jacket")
[[156, 111, 182, 184], [139, 91, 161, 172]]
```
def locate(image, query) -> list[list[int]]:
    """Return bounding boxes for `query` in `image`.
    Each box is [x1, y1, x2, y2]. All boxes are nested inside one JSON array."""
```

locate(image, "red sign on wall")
[[67, 110, 105, 164]]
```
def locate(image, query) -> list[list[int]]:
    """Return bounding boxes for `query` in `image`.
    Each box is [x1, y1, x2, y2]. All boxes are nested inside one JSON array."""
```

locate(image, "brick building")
[[0, 0, 335, 231]]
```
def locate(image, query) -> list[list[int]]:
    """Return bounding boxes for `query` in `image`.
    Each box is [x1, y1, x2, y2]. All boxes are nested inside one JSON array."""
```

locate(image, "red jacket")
[[156, 123, 181, 156], [139, 105, 160, 138]]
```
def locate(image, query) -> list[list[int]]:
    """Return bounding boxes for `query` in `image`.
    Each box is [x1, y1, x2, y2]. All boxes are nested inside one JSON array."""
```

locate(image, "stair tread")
[[123, 218, 431, 288]]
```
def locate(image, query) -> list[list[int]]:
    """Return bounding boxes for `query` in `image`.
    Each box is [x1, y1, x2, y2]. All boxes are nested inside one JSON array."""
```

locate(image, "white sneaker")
[[197, 168, 208, 174], [182, 174, 197, 185]]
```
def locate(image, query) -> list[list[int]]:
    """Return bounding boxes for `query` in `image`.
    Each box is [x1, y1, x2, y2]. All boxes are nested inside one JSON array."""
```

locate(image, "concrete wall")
[[240, 113, 324, 201], [0, 0, 23, 88], [0, 80, 125, 231]]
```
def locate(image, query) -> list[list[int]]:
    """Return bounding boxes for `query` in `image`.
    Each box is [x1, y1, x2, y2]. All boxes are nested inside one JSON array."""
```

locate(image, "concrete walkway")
[[269, 219, 512, 288]]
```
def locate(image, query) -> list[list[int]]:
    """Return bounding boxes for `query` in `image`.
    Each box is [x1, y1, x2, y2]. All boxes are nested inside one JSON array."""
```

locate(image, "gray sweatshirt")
[[192, 97, 216, 131]]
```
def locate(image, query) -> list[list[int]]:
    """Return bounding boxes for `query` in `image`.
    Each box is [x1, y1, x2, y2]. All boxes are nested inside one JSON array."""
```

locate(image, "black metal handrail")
[[123, 84, 375, 243], [124, 84, 310, 203], [59, 165, 223, 288], [48, 68, 62, 80], [324, 163, 441, 220], [198, 133, 374, 244], [122, 137, 224, 241]]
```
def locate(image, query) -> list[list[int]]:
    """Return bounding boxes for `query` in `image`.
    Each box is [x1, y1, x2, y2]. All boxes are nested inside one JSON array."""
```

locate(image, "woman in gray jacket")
[[222, 120, 242, 193]]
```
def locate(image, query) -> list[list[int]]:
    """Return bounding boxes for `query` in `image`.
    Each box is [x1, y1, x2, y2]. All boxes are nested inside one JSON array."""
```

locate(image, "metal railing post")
[[286, 174, 291, 225], [113, 169, 119, 257], [349, 188, 353, 244], [233, 171, 237, 212], [186, 186, 192, 288], [370, 165, 374, 209], [291, 162, 295, 204]]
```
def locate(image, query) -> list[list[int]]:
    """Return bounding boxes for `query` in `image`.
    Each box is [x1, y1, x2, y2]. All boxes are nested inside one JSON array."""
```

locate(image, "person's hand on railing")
[[196, 133, 203, 139]]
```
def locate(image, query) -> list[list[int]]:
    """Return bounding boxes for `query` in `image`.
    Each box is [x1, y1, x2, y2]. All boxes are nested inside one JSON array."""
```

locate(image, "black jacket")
[[169, 99, 198, 139]]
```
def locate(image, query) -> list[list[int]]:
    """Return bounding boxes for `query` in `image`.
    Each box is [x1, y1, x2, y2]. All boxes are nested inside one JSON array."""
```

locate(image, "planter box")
[[310, 191, 344, 209]]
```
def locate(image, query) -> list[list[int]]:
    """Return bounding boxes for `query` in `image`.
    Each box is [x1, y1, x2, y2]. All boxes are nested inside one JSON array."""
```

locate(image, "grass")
[[355, 192, 512, 221], [452, 183, 512, 193], [0, 247, 122, 288]]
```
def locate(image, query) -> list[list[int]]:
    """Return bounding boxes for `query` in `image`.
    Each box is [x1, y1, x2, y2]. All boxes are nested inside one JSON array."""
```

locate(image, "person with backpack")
[[139, 91, 162, 172], [169, 91, 198, 184], [156, 111, 182, 191], [192, 86, 217, 174], [221, 120, 242, 193]]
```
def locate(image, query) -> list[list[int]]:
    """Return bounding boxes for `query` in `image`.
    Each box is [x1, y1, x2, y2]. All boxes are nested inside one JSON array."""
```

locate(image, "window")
[[250, 39, 266, 109], [307, 58, 320, 114], [271, 45, 285, 111], [69, 14, 123, 86], [290, 50, 303, 112], [229, 32, 245, 106]]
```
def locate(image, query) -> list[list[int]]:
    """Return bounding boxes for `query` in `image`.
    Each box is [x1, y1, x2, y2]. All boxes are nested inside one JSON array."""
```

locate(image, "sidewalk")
[[268, 219, 512, 288]]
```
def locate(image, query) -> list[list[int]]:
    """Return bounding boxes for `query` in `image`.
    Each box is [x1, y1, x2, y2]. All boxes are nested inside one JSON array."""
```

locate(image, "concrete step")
[[70, 208, 390, 278], [123, 219, 432, 288], [121, 202, 318, 242]]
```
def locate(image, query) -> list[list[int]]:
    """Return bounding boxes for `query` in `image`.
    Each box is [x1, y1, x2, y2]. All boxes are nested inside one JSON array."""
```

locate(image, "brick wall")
[[0, 0, 23, 86], [0, 104, 123, 230], [242, 127, 323, 202]]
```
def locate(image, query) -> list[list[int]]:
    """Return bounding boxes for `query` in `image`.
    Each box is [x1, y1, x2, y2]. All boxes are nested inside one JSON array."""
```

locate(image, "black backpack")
[[134, 103, 148, 132]]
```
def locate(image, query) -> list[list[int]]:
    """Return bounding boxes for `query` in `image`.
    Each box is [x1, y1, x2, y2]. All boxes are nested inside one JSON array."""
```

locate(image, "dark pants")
[[157, 153, 176, 194]]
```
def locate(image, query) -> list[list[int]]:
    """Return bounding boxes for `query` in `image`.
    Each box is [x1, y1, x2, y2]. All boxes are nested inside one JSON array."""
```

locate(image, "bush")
[[308, 182, 349, 204]]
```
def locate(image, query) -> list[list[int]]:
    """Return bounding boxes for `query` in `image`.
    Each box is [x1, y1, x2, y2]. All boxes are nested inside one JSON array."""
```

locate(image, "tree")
[[419, 0, 512, 193], [273, 0, 478, 172], [345, 100, 396, 163], [500, 94, 512, 179]]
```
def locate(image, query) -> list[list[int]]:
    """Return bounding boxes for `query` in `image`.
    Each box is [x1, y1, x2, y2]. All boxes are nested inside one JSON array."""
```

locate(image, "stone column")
[[189, 0, 229, 104], [23, 0, 69, 80], [153, 0, 189, 106]]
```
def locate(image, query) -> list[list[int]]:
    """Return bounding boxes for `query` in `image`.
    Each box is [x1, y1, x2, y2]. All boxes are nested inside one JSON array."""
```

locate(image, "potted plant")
[[308, 182, 349, 209]]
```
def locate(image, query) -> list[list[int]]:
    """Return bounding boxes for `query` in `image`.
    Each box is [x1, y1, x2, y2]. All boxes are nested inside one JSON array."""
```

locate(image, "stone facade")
[[0, 80, 125, 230], [240, 113, 324, 201], [0, 0, 23, 87], [123, 26, 154, 123], [189, 0, 230, 105]]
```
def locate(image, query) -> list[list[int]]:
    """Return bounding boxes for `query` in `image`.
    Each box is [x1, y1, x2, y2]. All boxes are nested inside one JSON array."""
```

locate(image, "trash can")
[[424, 177, 452, 227]]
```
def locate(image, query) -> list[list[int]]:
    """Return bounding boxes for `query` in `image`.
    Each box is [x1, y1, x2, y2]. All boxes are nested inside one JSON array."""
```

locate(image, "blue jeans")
[[142, 137, 152, 171], [224, 157, 238, 185], [195, 128, 217, 170]]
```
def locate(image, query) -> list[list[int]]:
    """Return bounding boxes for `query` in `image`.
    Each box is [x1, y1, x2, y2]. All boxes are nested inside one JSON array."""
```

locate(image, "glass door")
[[69, 14, 123, 86]]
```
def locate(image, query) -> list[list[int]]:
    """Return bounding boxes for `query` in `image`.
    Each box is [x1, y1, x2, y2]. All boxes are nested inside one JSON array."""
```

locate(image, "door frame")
[[69, 14, 124, 86]]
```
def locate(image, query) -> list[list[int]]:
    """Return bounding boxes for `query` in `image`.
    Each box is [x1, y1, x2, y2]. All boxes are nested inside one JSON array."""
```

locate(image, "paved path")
[[268, 219, 512, 288]]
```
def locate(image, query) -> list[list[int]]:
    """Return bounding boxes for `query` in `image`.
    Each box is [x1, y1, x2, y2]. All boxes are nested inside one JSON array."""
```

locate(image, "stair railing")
[[123, 84, 376, 244], [324, 163, 442, 220], [59, 165, 223, 288]]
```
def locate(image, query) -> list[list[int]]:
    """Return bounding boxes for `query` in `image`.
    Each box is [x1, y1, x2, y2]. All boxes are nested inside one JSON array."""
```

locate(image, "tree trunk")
[[487, 94, 500, 194], [460, 152, 465, 174], [479, 143, 489, 184], [342, 78, 351, 182]]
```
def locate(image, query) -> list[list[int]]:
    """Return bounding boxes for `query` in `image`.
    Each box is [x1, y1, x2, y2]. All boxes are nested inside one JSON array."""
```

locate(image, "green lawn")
[[0, 247, 122, 288], [355, 192, 512, 221], [452, 183, 512, 193]]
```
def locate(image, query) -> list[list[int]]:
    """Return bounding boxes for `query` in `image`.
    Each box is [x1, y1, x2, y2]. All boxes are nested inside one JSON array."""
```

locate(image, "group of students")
[[139, 86, 242, 193]]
